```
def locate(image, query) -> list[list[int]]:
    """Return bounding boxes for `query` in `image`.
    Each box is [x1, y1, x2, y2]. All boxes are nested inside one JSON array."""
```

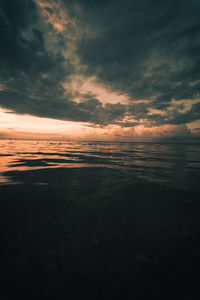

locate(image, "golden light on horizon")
[[1, 107, 199, 141], [0, 107, 90, 138]]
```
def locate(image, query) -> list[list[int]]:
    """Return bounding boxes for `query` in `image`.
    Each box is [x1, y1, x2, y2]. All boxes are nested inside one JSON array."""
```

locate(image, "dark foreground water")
[[0, 140, 200, 299]]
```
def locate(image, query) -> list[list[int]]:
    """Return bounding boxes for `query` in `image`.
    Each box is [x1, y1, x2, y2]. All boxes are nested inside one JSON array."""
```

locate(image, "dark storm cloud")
[[0, 0, 69, 117], [166, 102, 200, 125], [0, 88, 126, 125], [74, 0, 200, 110], [146, 102, 200, 127], [0, 0, 127, 125], [0, 0, 200, 127], [114, 121, 139, 128], [0, 0, 58, 76]]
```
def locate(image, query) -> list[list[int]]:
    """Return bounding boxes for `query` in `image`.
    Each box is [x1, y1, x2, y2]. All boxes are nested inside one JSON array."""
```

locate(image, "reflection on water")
[[0, 139, 200, 189]]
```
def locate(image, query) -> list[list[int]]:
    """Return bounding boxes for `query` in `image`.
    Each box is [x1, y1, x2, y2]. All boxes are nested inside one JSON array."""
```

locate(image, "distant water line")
[[0, 139, 200, 189]]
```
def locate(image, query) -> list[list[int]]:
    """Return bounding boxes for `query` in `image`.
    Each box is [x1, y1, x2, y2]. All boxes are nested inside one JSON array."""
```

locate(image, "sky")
[[0, 0, 200, 141]]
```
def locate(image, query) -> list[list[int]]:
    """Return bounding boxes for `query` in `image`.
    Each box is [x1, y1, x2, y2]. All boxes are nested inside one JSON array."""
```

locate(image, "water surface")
[[1, 139, 200, 299], [0, 139, 200, 190]]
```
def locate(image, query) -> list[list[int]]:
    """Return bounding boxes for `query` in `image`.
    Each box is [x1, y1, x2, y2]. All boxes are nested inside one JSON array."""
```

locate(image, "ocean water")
[[0, 139, 200, 190], [1, 139, 200, 299]]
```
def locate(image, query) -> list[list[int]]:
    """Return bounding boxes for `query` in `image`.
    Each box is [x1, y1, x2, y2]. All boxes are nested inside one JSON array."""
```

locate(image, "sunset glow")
[[0, 0, 200, 141], [1, 106, 199, 141]]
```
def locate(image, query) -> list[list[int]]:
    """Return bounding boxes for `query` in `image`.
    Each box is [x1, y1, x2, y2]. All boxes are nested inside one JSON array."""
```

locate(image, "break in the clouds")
[[0, 0, 200, 139]]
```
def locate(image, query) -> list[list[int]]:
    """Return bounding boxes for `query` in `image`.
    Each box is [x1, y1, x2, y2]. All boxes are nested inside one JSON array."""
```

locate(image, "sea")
[[0, 139, 200, 299], [0, 139, 200, 190]]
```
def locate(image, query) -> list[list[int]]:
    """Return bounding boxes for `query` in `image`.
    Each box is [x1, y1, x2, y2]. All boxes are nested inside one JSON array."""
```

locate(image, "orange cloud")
[[36, 0, 74, 32], [63, 75, 129, 105]]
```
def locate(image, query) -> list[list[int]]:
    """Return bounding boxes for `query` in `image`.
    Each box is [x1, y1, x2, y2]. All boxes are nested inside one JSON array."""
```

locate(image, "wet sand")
[[0, 167, 200, 299]]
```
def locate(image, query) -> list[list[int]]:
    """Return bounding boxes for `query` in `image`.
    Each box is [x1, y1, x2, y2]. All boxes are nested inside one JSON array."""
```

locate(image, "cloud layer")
[[0, 0, 200, 137]]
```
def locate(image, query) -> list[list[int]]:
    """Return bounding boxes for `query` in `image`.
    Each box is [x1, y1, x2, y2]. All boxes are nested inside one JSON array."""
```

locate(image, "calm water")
[[0, 139, 200, 190], [1, 139, 200, 299]]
